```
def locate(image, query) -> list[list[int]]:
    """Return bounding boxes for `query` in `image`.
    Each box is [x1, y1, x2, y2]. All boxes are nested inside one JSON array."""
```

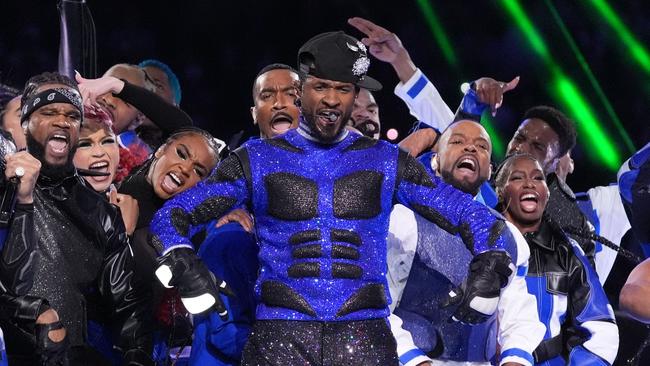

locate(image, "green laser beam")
[[545, 0, 635, 154], [590, 0, 650, 73], [480, 114, 506, 159], [552, 71, 621, 170], [500, 0, 621, 170], [413, 0, 505, 154], [414, 0, 458, 68], [501, 0, 550, 60]]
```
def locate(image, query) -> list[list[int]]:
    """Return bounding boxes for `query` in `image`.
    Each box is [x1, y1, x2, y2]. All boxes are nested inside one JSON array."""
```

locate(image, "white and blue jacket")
[[523, 220, 618, 365], [388, 203, 544, 366]]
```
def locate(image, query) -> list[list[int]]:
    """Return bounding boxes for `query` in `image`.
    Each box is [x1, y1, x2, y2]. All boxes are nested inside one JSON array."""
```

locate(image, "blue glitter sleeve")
[[151, 153, 251, 254], [394, 151, 511, 254]]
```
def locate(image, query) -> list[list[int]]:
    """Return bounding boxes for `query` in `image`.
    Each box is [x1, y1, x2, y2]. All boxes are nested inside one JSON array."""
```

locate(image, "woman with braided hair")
[[117, 127, 242, 364], [75, 122, 229, 364], [75, 123, 236, 364], [493, 153, 618, 366]]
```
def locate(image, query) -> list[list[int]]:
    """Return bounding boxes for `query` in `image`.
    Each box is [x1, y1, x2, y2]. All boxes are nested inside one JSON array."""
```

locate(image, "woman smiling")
[[494, 153, 618, 366]]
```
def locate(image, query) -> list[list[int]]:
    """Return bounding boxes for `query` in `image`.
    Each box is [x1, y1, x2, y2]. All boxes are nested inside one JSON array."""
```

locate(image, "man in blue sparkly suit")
[[150, 31, 518, 365]]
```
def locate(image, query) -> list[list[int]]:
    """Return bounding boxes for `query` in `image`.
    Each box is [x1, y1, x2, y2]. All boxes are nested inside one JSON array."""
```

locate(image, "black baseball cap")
[[298, 31, 382, 91]]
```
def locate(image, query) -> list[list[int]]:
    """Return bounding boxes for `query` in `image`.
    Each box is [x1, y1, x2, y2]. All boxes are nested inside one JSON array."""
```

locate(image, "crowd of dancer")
[[0, 15, 648, 366]]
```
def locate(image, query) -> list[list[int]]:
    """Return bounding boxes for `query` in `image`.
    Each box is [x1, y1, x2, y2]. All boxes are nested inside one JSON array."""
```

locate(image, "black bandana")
[[21, 88, 83, 123]]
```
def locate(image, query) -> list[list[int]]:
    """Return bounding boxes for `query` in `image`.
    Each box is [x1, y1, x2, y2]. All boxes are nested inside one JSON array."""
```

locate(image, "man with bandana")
[[0, 72, 152, 366], [151, 32, 518, 365]]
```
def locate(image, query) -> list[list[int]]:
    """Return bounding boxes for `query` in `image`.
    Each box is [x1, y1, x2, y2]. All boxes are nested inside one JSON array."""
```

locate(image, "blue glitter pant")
[[241, 319, 398, 365]]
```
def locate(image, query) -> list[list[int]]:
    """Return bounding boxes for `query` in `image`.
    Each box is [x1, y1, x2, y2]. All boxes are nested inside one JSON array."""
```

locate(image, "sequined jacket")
[[151, 127, 514, 322], [0, 173, 152, 363], [388, 203, 544, 366], [525, 219, 618, 365]]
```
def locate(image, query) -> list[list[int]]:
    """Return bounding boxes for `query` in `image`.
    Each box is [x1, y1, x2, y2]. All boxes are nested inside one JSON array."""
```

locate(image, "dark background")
[[1, 0, 648, 192]]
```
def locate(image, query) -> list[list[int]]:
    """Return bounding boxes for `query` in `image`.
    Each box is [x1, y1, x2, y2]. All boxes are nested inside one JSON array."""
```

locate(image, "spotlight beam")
[[414, 0, 505, 158], [545, 0, 636, 154], [589, 0, 650, 74], [500, 0, 621, 170], [414, 0, 458, 68]]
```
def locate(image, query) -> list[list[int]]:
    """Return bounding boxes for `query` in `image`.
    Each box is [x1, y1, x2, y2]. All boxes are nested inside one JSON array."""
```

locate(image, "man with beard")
[[184, 63, 302, 365], [0, 72, 152, 365], [150, 31, 518, 365], [377, 53, 640, 362], [349, 88, 381, 139], [250, 63, 301, 139], [387, 121, 544, 366]]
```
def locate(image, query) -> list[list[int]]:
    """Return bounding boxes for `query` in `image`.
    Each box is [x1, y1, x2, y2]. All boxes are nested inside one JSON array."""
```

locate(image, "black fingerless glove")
[[35, 320, 69, 365], [155, 248, 234, 317]]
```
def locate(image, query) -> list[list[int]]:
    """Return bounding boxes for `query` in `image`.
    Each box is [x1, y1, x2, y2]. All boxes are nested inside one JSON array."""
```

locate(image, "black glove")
[[441, 250, 513, 324], [155, 248, 234, 318], [35, 320, 69, 366], [123, 348, 154, 366]]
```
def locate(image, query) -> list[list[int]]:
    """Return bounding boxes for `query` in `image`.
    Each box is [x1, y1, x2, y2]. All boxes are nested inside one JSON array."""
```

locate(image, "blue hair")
[[138, 59, 182, 105], [0, 83, 20, 110]]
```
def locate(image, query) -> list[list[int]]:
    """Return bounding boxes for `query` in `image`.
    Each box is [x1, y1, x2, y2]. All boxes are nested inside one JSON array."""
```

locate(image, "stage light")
[[480, 114, 506, 159], [415, 0, 505, 157], [501, 0, 550, 60], [545, 0, 635, 155], [553, 72, 621, 170], [500, 0, 622, 170], [414, 0, 458, 68], [589, 0, 650, 74]]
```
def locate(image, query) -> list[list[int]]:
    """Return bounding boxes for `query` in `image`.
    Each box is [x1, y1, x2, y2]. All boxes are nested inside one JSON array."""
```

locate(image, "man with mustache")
[[185, 63, 301, 364], [357, 12, 599, 274], [345, 18, 541, 364], [363, 22, 629, 359], [349, 88, 381, 139], [250, 63, 301, 139], [151, 31, 518, 364], [0, 72, 152, 365], [354, 18, 593, 271], [387, 121, 544, 366]]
